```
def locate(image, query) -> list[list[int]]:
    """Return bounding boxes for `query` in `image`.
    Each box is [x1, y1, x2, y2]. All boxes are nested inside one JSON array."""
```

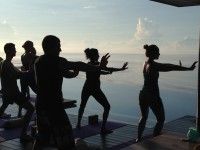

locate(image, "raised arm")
[[156, 61, 197, 72]]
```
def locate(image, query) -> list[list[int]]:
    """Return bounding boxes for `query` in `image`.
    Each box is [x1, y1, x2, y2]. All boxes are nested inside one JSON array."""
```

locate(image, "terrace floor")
[[0, 96, 199, 150]]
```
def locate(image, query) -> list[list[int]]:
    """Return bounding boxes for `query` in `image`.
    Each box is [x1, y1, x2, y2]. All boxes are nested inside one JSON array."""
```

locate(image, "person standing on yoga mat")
[[0, 43, 35, 142], [136, 44, 197, 142], [32, 35, 112, 150], [18, 40, 38, 117], [76, 48, 128, 134]]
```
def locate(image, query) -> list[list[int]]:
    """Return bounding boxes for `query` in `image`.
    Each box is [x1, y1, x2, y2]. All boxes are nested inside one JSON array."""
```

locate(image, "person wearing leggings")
[[77, 48, 128, 134], [136, 44, 197, 142]]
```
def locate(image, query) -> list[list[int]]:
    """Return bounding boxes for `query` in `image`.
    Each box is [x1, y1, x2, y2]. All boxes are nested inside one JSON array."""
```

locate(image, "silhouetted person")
[[77, 48, 128, 134], [33, 35, 110, 150], [136, 44, 197, 142], [18, 40, 38, 117], [21, 40, 36, 99], [0, 57, 3, 95], [0, 43, 35, 142]]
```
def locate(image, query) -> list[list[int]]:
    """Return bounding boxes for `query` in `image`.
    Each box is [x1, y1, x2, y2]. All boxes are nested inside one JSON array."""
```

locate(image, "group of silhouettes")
[[0, 35, 197, 150]]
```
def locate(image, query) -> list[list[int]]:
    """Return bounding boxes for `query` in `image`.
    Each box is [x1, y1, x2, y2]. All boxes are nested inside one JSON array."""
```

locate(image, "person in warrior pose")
[[0, 43, 34, 142], [77, 48, 128, 134], [18, 40, 38, 117], [33, 35, 112, 150], [136, 44, 197, 142]]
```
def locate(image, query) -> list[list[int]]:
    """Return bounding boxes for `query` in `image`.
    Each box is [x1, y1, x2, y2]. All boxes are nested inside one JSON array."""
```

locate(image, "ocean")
[[1, 53, 198, 127]]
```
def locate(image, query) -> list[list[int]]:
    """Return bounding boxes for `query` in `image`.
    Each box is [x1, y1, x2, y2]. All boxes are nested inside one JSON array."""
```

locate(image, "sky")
[[0, 0, 199, 56]]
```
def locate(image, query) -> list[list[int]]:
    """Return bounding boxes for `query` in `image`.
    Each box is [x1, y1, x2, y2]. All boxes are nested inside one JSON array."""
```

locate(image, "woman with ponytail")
[[77, 48, 128, 134], [136, 44, 197, 142]]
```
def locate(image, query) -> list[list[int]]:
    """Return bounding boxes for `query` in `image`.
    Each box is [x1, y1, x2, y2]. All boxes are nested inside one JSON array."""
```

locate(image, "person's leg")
[[17, 106, 23, 118], [136, 91, 149, 142], [19, 74, 30, 117], [49, 107, 75, 150], [26, 87, 30, 100], [26, 72, 37, 94], [32, 108, 51, 150], [20, 74, 29, 98], [15, 93, 34, 141], [0, 101, 9, 116], [92, 89, 111, 133], [77, 88, 90, 128], [21, 101, 34, 136], [137, 104, 149, 142], [150, 97, 165, 137]]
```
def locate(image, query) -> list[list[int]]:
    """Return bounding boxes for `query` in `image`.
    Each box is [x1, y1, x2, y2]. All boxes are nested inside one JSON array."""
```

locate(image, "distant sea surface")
[[4, 53, 198, 127]]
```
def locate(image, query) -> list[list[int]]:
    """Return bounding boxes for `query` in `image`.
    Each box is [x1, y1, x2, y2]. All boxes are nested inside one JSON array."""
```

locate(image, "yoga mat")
[[73, 121, 126, 138], [0, 120, 126, 142]]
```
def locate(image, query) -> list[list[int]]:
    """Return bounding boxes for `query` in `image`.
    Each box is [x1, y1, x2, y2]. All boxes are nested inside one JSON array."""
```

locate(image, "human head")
[[42, 35, 61, 56], [84, 48, 99, 61], [143, 44, 160, 60], [4, 43, 16, 57], [22, 40, 36, 55], [22, 40, 33, 49]]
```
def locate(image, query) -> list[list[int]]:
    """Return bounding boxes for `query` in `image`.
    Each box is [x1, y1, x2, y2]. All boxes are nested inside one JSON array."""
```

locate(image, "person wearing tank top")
[[136, 44, 197, 142], [76, 48, 128, 134]]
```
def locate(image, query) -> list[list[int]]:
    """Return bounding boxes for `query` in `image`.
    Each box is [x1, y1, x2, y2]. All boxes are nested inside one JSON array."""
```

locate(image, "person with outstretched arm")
[[0, 43, 34, 142], [32, 35, 113, 150], [76, 48, 128, 134], [136, 44, 197, 142]]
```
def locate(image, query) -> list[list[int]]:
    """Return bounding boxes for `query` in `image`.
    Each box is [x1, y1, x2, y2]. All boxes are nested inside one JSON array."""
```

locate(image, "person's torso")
[[142, 61, 160, 95], [0, 60, 20, 98], [35, 55, 64, 106], [84, 61, 101, 88], [21, 53, 31, 70]]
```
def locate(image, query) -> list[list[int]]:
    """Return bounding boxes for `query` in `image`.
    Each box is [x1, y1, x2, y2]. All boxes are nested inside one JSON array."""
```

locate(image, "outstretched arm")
[[59, 55, 111, 72], [12, 65, 28, 79], [62, 69, 79, 78], [156, 61, 198, 72], [67, 61, 102, 72], [103, 62, 128, 73], [100, 70, 112, 75]]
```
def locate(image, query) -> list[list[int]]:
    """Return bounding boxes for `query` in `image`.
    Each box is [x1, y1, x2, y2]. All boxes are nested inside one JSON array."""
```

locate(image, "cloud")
[[121, 17, 162, 53], [175, 36, 198, 50], [156, 36, 198, 54], [162, 36, 198, 51], [50, 10, 57, 15], [0, 20, 16, 39], [83, 6, 96, 9], [134, 18, 161, 42]]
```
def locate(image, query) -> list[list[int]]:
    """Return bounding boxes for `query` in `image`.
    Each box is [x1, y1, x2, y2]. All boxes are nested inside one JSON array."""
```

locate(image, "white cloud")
[[162, 36, 198, 51], [83, 6, 96, 9], [50, 10, 57, 15], [0, 20, 16, 39], [157, 36, 198, 54], [120, 17, 163, 53], [134, 18, 161, 42], [175, 36, 198, 50]]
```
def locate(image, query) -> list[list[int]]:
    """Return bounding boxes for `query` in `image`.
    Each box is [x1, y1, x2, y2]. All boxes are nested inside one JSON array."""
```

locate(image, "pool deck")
[[0, 97, 199, 150]]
